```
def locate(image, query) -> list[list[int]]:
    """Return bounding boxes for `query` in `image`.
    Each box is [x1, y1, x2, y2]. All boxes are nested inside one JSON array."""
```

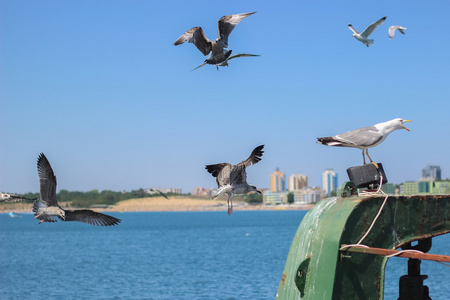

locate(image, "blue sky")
[[1, 1, 449, 194]]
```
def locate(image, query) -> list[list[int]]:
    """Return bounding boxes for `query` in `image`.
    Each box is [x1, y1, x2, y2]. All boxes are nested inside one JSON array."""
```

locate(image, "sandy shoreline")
[[0, 196, 313, 213]]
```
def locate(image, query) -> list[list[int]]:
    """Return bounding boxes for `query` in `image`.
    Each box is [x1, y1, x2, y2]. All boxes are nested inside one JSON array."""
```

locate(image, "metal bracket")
[[341, 181, 358, 198]]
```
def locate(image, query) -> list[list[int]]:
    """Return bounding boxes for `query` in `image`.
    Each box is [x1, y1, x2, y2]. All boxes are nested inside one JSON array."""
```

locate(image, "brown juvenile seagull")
[[33, 153, 121, 226], [174, 12, 256, 70], [206, 145, 264, 215], [317, 118, 411, 168]]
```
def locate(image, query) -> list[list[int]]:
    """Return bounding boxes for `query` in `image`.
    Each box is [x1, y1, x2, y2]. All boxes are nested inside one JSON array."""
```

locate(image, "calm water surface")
[[0, 211, 448, 299]]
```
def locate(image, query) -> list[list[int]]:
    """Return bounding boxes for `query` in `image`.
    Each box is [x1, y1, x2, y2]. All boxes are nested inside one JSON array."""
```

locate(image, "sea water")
[[0, 211, 448, 299]]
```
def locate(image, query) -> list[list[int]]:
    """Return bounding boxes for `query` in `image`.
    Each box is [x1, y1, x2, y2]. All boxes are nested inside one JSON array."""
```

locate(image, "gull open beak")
[[402, 120, 412, 131]]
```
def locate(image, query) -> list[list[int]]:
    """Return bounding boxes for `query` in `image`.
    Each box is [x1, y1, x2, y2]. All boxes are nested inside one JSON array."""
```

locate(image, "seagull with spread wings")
[[389, 25, 407, 39], [174, 12, 256, 70], [206, 145, 264, 215], [348, 16, 387, 47], [32, 153, 121, 226], [317, 118, 411, 168], [192, 53, 260, 71]]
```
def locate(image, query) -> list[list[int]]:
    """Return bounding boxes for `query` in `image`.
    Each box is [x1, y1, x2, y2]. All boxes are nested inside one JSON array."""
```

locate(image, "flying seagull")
[[149, 188, 169, 200], [174, 12, 256, 70], [317, 118, 411, 168], [206, 145, 264, 215], [32, 153, 121, 226], [0, 193, 34, 202], [192, 53, 260, 71], [348, 16, 387, 47], [389, 26, 407, 39]]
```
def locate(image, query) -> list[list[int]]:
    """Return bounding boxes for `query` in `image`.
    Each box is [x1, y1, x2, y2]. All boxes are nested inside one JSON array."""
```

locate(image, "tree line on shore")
[[13, 189, 264, 208]]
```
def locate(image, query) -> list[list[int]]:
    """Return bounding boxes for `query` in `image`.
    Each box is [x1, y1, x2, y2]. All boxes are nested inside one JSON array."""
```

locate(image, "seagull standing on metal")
[[33, 153, 121, 226], [317, 118, 411, 168], [174, 12, 256, 70], [192, 53, 260, 71], [206, 145, 264, 215], [348, 16, 387, 47], [388, 26, 407, 39]]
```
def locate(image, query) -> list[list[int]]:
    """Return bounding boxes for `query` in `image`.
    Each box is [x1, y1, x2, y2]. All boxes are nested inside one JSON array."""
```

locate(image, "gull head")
[[375, 118, 412, 135], [249, 185, 261, 194], [398, 118, 412, 131], [389, 118, 412, 132], [58, 209, 66, 220]]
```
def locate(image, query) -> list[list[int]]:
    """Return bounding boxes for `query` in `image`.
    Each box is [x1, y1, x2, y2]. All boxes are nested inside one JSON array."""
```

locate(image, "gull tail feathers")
[[317, 137, 344, 147]]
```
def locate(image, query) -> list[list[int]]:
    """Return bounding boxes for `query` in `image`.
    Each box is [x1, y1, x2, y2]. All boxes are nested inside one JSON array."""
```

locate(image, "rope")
[[339, 174, 450, 267], [356, 174, 388, 245]]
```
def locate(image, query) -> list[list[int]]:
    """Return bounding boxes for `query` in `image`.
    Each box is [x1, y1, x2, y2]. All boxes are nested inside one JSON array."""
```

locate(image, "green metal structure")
[[276, 194, 450, 299]]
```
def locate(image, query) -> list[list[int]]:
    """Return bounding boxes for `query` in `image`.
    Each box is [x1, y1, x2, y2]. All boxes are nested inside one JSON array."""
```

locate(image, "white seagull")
[[33, 153, 121, 226], [206, 145, 264, 215], [192, 53, 260, 71], [317, 118, 412, 168], [174, 12, 256, 70], [348, 16, 387, 47], [389, 26, 407, 39]]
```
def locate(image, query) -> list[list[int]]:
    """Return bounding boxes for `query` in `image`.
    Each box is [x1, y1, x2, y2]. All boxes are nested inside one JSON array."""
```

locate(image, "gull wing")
[[335, 126, 383, 148], [206, 163, 232, 187], [227, 53, 260, 61], [191, 62, 207, 71], [37, 153, 58, 207], [218, 12, 256, 48], [361, 16, 387, 38], [348, 24, 360, 35], [237, 145, 264, 168], [150, 188, 169, 200], [63, 210, 121, 226], [174, 27, 212, 56], [218, 54, 260, 67]]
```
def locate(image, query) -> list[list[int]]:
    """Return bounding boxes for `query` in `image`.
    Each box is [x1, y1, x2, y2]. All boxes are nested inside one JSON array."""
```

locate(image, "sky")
[[1, 0, 449, 194]]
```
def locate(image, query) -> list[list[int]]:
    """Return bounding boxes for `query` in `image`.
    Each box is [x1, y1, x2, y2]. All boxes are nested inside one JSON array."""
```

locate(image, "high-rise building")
[[288, 174, 308, 191], [270, 169, 286, 192], [422, 164, 441, 180], [322, 169, 338, 197]]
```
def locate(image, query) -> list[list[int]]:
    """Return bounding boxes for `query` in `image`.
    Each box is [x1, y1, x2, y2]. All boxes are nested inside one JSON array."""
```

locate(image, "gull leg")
[[362, 150, 366, 165], [227, 194, 234, 216], [216, 64, 219, 71], [366, 149, 379, 169]]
